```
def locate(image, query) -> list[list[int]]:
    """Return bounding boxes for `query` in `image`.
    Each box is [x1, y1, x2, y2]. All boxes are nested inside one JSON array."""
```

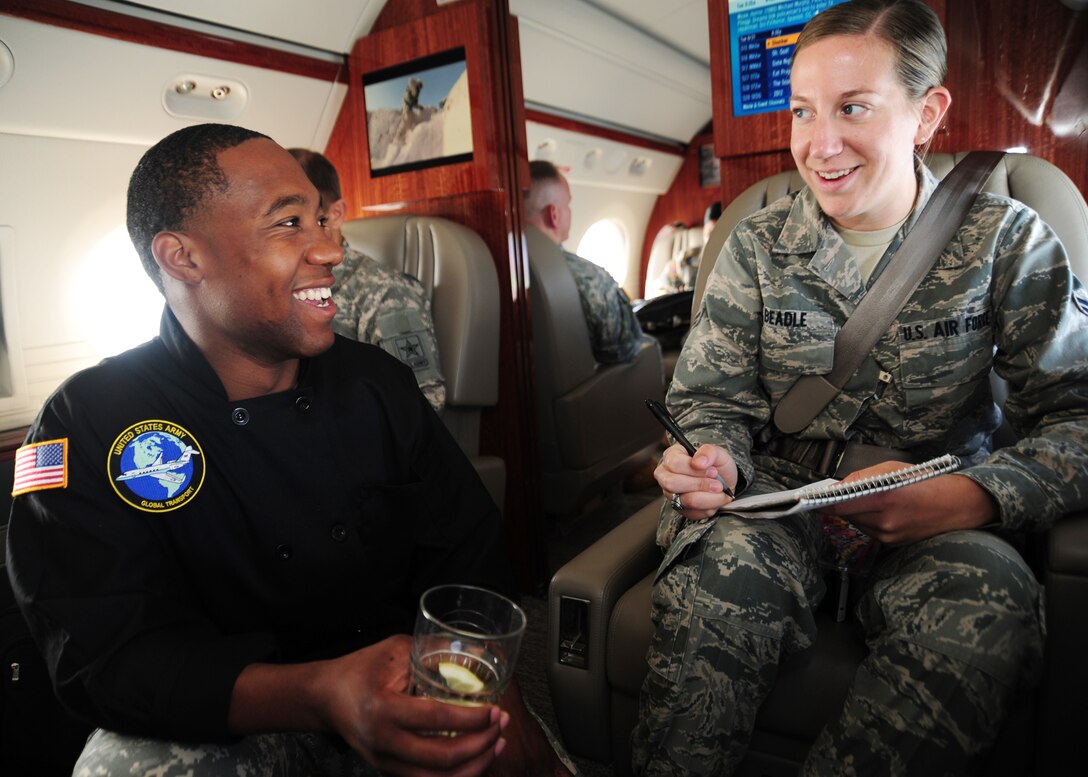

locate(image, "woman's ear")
[[152, 231, 202, 285], [916, 86, 952, 145]]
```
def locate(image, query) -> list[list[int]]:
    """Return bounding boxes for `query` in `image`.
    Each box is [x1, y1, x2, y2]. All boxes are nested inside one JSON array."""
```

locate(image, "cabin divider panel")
[[327, 0, 546, 592]]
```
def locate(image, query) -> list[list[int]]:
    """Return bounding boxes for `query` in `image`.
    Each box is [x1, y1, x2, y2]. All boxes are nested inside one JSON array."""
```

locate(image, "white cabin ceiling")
[[72, 0, 713, 145], [512, 0, 712, 143], [587, 0, 711, 66], [74, 0, 386, 57]]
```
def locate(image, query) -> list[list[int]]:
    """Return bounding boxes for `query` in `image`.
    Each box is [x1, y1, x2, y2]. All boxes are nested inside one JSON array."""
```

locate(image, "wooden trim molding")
[[0, 0, 346, 83], [525, 108, 685, 157], [0, 426, 27, 460]]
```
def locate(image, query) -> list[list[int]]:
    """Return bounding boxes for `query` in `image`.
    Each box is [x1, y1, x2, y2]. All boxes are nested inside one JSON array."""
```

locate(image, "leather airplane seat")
[[341, 214, 506, 511], [525, 224, 666, 517]]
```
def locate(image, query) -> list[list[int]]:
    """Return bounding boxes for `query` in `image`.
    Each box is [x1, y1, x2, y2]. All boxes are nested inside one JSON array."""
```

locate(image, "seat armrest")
[[1035, 510, 1088, 776], [1047, 510, 1088, 575], [553, 339, 665, 469], [547, 498, 664, 761]]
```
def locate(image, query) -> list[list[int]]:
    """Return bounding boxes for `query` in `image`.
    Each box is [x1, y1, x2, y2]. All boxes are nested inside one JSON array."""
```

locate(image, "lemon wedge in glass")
[[438, 661, 485, 694]]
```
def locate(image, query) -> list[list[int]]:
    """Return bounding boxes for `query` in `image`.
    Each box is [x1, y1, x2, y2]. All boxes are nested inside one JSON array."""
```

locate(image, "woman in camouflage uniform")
[[632, 1, 1088, 774]]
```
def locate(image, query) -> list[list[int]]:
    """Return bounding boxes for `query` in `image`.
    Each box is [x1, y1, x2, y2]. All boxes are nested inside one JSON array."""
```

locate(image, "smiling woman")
[[634, 2, 1088, 776], [788, 34, 950, 232]]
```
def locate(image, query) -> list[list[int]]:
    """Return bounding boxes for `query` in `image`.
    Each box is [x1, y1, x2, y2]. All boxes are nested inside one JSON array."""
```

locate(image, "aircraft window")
[[576, 218, 629, 286], [0, 228, 15, 399], [73, 226, 162, 358]]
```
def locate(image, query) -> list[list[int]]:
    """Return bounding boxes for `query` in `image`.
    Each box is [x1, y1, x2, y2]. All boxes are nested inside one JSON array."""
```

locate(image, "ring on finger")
[[670, 492, 684, 511]]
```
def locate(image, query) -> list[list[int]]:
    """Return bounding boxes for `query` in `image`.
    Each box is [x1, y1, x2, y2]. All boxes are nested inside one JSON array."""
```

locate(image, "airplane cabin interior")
[[1, 0, 1086, 775]]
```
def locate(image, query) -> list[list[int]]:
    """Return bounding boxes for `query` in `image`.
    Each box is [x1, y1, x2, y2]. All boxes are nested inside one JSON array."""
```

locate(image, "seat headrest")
[[524, 224, 598, 394], [340, 214, 500, 407]]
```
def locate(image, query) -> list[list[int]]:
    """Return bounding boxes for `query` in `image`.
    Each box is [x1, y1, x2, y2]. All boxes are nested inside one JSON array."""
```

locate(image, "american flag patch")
[[12, 439, 68, 496]]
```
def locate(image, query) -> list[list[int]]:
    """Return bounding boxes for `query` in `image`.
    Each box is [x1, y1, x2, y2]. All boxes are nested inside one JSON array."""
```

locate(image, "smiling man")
[[7, 124, 570, 777]]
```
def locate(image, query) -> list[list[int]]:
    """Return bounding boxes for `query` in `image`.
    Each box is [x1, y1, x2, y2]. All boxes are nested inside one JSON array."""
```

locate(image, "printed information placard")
[[728, 0, 850, 117]]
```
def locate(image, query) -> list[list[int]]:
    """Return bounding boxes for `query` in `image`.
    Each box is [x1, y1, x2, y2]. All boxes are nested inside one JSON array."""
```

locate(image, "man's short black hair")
[[127, 123, 270, 293], [529, 159, 561, 185], [705, 200, 722, 224], [286, 148, 342, 208]]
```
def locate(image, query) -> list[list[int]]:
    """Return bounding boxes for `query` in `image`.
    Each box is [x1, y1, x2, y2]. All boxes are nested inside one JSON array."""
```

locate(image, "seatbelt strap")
[[773, 151, 1005, 434]]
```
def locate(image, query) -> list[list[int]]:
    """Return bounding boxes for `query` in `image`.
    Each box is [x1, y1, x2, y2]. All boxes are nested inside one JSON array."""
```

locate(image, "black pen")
[[645, 399, 734, 498]]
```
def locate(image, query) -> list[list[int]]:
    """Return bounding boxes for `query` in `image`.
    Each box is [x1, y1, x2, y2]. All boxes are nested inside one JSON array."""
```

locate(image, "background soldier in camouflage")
[[633, 1, 1088, 775], [289, 149, 445, 411], [526, 159, 648, 364]]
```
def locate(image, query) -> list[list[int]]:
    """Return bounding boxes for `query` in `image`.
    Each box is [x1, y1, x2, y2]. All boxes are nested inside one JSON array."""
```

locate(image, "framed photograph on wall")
[[362, 47, 474, 177]]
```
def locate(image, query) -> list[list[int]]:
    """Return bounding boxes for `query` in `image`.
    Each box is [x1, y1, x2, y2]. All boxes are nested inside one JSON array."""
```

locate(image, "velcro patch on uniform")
[[1073, 289, 1088, 317], [376, 310, 442, 383], [108, 420, 204, 513], [12, 439, 68, 496]]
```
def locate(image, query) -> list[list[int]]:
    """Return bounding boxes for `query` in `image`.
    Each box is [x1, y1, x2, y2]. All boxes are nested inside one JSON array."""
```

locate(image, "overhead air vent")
[[162, 74, 248, 120], [629, 157, 653, 176], [535, 138, 558, 161]]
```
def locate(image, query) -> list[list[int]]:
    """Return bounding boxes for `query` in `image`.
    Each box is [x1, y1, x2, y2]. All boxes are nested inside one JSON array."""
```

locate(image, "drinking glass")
[[409, 584, 526, 707]]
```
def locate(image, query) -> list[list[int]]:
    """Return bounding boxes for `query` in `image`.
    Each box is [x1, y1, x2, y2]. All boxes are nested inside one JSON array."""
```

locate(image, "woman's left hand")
[[831, 462, 997, 545]]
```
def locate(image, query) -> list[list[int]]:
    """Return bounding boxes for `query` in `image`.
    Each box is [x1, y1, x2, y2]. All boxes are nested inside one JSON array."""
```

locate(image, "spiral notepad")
[[722, 454, 962, 519]]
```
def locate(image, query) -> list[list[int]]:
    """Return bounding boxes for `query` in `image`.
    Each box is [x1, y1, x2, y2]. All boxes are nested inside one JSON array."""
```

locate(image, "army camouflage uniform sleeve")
[[332, 247, 446, 412], [563, 249, 647, 364]]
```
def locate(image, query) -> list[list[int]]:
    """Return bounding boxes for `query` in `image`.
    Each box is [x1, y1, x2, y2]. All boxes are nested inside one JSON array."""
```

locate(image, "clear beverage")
[[409, 584, 525, 724], [409, 647, 502, 706]]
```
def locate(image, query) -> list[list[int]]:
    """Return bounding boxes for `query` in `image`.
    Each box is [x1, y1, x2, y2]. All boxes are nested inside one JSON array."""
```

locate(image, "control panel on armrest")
[[558, 596, 590, 669]]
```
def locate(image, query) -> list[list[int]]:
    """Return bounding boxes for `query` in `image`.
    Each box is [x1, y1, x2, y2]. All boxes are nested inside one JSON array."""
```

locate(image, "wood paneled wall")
[[939, 0, 1087, 189], [325, 0, 545, 591], [646, 0, 1087, 270]]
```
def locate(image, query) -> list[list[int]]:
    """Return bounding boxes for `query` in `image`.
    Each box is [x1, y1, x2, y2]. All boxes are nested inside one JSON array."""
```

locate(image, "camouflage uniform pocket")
[[645, 548, 701, 684], [759, 308, 837, 396], [898, 320, 992, 408]]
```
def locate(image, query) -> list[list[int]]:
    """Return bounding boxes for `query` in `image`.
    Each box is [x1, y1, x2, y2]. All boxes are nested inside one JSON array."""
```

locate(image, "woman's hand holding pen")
[[655, 443, 738, 521]]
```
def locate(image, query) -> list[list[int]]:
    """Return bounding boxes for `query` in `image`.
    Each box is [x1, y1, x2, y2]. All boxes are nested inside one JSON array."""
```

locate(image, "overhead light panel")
[[162, 74, 248, 120]]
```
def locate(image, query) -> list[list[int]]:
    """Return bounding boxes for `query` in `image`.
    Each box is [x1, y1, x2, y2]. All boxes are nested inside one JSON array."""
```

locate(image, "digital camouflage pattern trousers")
[[74, 728, 380, 777], [630, 513, 1045, 776], [71, 695, 575, 777]]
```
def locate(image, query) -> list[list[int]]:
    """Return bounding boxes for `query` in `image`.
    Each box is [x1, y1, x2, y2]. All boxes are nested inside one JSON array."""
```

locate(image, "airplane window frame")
[[575, 217, 629, 288], [0, 226, 30, 422]]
